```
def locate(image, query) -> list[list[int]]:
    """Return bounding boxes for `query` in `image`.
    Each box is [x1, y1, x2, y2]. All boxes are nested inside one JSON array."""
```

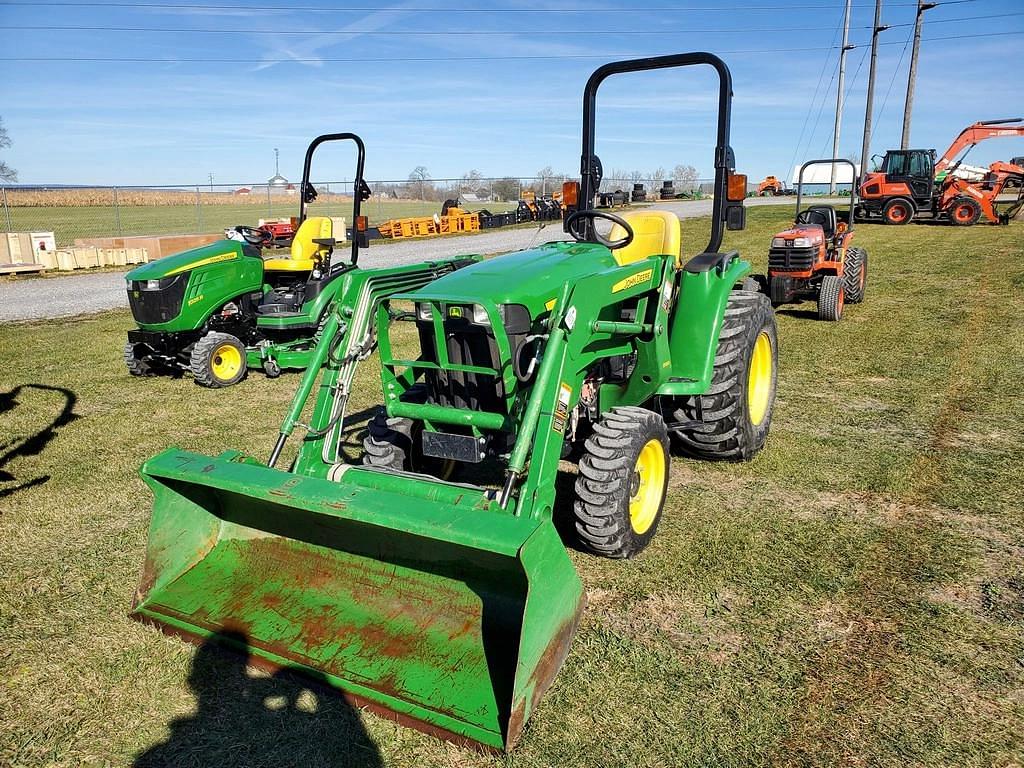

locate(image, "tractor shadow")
[[134, 631, 383, 768], [774, 307, 821, 321], [0, 384, 80, 501]]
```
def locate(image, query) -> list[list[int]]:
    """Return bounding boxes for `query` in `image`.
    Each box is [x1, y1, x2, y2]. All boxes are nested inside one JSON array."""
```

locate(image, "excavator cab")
[[877, 149, 935, 202]]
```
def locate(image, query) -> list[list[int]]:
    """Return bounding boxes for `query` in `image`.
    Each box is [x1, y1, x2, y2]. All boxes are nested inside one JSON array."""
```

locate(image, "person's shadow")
[[134, 631, 383, 768]]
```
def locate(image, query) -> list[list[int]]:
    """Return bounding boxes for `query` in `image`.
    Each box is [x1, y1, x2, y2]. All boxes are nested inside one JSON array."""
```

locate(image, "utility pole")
[[831, 0, 855, 194], [208, 172, 214, 192], [860, 0, 889, 181], [901, 1, 937, 149]]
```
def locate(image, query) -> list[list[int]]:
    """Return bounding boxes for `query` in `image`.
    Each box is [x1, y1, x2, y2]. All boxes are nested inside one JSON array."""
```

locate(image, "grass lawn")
[[1, 208, 1022, 767]]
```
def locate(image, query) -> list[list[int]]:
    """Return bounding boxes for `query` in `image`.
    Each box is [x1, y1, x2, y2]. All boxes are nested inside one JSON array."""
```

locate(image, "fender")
[[657, 252, 750, 395]]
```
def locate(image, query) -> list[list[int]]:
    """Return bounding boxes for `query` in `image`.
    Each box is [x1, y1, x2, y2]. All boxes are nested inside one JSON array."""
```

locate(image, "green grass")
[[7, 198, 516, 247], [1, 209, 1022, 767]]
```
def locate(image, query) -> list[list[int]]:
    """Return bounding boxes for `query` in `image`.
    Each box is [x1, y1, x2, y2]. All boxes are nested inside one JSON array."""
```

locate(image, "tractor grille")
[[768, 246, 815, 272], [127, 275, 188, 324], [418, 322, 505, 413]]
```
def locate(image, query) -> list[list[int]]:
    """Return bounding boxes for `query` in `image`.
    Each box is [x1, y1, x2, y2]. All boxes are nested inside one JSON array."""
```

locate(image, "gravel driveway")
[[0, 196, 815, 322]]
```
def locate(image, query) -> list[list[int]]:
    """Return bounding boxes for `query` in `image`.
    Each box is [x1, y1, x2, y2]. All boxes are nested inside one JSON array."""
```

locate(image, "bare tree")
[[460, 169, 483, 196], [408, 166, 431, 200], [650, 166, 666, 185], [672, 164, 699, 190], [0, 117, 17, 183], [535, 165, 554, 195]]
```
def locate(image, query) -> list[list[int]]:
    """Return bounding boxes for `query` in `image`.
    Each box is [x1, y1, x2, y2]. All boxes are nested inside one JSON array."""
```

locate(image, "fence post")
[[195, 186, 202, 231], [1, 186, 11, 232], [113, 186, 122, 236], [267, 185, 272, 219]]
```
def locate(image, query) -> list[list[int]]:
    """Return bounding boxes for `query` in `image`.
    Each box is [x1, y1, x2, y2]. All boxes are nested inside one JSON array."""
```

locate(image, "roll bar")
[[573, 52, 741, 255], [795, 158, 859, 227], [298, 132, 371, 266]]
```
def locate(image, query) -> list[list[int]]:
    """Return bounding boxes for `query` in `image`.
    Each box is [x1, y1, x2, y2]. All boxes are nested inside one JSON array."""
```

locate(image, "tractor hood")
[[410, 241, 616, 317], [126, 240, 255, 282], [772, 223, 824, 243]]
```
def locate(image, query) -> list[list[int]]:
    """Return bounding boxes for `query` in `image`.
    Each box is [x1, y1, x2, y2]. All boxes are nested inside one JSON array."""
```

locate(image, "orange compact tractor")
[[757, 175, 789, 196], [766, 159, 866, 321], [858, 118, 1024, 225]]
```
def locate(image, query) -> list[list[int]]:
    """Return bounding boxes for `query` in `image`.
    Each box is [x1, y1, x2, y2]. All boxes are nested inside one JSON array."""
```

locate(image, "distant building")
[[234, 187, 252, 196]]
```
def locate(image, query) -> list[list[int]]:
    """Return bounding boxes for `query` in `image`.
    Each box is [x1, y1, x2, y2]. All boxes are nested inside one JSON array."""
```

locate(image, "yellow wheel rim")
[[629, 439, 665, 535], [210, 343, 242, 382], [747, 331, 773, 426]]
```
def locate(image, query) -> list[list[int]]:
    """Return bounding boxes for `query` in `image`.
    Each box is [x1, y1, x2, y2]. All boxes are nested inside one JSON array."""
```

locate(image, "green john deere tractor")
[[131, 53, 777, 750], [124, 133, 419, 387]]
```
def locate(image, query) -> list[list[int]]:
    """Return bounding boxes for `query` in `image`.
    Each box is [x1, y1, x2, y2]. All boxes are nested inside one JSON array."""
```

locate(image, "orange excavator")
[[857, 118, 1024, 225]]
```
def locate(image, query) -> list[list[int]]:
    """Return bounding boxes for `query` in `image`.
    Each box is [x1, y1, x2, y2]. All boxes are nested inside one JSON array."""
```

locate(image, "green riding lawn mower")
[[131, 53, 778, 750], [122, 133, 467, 387]]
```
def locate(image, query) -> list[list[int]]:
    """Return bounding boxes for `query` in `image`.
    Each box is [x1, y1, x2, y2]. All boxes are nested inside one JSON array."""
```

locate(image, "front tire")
[[669, 290, 777, 461], [123, 341, 153, 377], [190, 332, 247, 388], [882, 198, 914, 225], [817, 275, 844, 321], [843, 247, 867, 304], [948, 196, 981, 226], [362, 385, 455, 478], [573, 407, 670, 559]]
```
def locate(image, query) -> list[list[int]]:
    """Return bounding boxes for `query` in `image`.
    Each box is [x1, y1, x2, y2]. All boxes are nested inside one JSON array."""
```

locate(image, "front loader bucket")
[[131, 450, 584, 750]]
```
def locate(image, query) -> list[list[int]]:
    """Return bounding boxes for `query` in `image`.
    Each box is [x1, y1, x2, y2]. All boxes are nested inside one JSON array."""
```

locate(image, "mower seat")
[[264, 216, 333, 273], [796, 206, 837, 239], [608, 210, 682, 267]]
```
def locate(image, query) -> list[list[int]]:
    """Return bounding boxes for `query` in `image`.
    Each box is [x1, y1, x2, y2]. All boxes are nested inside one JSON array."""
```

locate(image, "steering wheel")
[[234, 225, 273, 246], [564, 209, 634, 250]]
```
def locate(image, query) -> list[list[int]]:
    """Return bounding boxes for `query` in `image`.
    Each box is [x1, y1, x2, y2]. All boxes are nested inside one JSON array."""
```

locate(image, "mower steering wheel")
[[234, 225, 272, 246], [564, 210, 634, 250]]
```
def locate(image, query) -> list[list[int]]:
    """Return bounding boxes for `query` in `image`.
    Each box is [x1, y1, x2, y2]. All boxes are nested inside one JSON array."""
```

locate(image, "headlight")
[[471, 304, 490, 325], [771, 237, 786, 248], [416, 303, 433, 321], [791, 237, 810, 248]]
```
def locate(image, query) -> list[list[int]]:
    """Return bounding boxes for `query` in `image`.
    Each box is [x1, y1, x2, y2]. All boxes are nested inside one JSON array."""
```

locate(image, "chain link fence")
[[1, 175, 730, 247]]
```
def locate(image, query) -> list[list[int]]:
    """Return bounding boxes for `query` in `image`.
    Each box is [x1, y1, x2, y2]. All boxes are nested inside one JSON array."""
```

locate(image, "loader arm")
[[936, 118, 1024, 175]]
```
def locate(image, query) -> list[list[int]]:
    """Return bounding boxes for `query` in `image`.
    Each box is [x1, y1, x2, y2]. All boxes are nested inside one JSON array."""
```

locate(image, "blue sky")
[[1, 0, 1022, 186]]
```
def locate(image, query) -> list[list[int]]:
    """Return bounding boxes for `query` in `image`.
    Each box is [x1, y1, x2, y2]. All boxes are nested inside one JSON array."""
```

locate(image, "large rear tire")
[[190, 332, 247, 388], [573, 407, 670, 559], [669, 290, 777, 461], [843, 246, 867, 304], [817, 275, 845, 321]]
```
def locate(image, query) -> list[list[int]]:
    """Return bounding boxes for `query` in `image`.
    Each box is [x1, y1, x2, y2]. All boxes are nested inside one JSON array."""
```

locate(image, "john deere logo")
[[612, 269, 653, 293], [448, 306, 464, 319]]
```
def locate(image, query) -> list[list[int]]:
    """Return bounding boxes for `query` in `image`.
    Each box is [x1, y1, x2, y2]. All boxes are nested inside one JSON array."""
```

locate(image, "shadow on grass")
[[134, 631, 382, 768], [775, 307, 821, 321], [0, 383, 79, 500]]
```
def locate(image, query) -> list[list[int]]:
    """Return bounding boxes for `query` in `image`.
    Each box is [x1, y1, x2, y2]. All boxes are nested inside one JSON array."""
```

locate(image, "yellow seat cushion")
[[290, 216, 334, 262], [263, 258, 315, 272], [608, 210, 682, 267]]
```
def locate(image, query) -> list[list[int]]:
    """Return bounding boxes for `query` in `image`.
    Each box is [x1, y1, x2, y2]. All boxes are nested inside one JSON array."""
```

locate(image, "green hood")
[[126, 240, 253, 282], [412, 241, 616, 317]]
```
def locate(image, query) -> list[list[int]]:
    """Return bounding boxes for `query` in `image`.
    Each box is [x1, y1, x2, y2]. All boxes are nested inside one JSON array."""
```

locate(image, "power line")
[[0, 0, 980, 11], [875, 29, 914, 134], [788, 7, 846, 177], [822, 42, 870, 158], [4, 12, 1015, 35], [0, 31, 1016, 63]]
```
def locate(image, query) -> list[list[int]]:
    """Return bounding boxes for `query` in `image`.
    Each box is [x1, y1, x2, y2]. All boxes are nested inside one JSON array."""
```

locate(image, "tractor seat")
[[607, 210, 682, 267], [796, 206, 837, 238], [264, 216, 334, 273], [263, 257, 314, 272]]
